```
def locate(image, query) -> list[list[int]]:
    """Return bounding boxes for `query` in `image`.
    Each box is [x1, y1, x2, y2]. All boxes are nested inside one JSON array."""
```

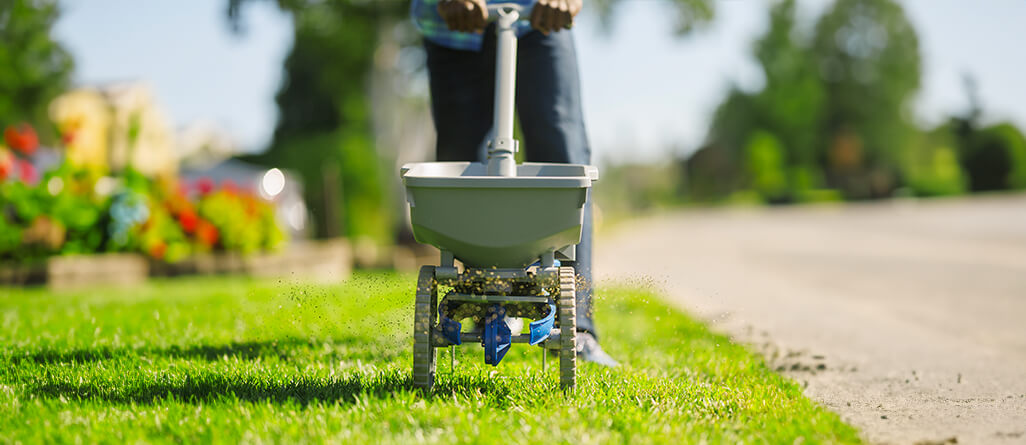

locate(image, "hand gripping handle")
[[486, 3, 533, 19]]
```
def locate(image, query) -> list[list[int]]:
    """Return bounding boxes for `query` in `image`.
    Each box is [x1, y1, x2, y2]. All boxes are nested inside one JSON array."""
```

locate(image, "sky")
[[53, 0, 1026, 164]]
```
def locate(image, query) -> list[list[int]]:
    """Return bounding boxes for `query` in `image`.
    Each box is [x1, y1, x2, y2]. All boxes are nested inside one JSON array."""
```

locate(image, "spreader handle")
[[486, 3, 533, 18], [485, 4, 526, 177]]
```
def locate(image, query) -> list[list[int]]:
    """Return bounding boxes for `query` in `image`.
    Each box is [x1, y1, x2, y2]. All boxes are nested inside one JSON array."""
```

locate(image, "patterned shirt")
[[410, 0, 536, 51]]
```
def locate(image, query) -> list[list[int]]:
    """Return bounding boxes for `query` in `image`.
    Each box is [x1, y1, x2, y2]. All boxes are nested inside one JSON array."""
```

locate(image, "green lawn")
[[0, 273, 860, 444]]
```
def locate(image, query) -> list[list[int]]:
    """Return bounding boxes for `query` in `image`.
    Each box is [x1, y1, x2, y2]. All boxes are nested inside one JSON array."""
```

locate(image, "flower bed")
[[1, 122, 288, 286]]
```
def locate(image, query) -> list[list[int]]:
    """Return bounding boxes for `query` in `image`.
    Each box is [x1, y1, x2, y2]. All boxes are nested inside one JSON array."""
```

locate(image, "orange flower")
[[0, 149, 12, 180], [149, 240, 167, 259], [221, 179, 238, 194], [196, 219, 220, 247]]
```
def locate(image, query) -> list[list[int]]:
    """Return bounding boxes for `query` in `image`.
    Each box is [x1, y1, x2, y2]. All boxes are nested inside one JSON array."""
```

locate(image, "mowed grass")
[[0, 273, 860, 444]]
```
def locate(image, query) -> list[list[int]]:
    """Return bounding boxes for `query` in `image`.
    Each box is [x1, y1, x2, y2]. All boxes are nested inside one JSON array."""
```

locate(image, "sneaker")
[[576, 332, 619, 367]]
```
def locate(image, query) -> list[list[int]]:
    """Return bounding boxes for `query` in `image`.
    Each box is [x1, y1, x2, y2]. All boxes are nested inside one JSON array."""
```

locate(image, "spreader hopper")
[[401, 161, 598, 268]]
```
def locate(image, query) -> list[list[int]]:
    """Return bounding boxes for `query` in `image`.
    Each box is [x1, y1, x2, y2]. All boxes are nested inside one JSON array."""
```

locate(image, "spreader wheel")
[[413, 266, 437, 390], [558, 266, 577, 391]]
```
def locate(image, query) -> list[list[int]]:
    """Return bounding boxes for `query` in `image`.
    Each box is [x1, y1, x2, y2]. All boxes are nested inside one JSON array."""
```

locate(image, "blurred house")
[[177, 121, 237, 169], [48, 88, 110, 173], [49, 82, 176, 177], [104, 83, 177, 177], [48, 82, 310, 241]]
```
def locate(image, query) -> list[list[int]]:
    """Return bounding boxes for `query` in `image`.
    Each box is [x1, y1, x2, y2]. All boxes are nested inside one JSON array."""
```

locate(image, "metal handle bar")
[[486, 3, 533, 18], [485, 3, 530, 176]]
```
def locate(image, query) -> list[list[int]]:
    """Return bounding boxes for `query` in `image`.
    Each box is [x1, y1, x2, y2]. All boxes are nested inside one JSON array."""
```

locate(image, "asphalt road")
[[596, 195, 1026, 444]]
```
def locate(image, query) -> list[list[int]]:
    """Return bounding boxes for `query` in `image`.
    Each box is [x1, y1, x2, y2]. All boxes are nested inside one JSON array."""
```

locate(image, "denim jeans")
[[424, 27, 596, 337]]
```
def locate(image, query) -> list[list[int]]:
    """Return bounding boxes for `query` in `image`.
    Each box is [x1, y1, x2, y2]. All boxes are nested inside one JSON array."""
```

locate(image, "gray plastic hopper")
[[400, 3, 598, 270], [401, 161, 598, 268]]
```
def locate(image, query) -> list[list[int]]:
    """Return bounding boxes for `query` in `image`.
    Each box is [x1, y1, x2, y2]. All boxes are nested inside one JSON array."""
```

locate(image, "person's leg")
[[424, 35, 496, 162], [513, 30, 597, 339], [514, 31, 590, 165]]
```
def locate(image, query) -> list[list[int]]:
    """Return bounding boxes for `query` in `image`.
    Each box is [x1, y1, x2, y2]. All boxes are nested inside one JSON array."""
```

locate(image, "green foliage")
[[752, 0, 824, 169], [594, 163, 683, 217], [1, 180, 44, 222], [0, 216, 22, 253], [921, 147, 964, 196], [228, 0, 717, 241], [0, 164, 110, 262], [0, 274, 861, 443], [0, 162, 286, 263], [689, 89, 752, 200], [744, 130, 788, 202], [0, 0, 74, 139], [45, 165, 108, 254], [693, 0, 924, 202], [698, 0, 827, 203], [812, 0, 921, 198], [954, 121, 1026, 192], [229, 1, 406, 242], [197, 189, 285, 255], [137, 204, 192, 262], [995, 124, 1026, 189], [901, 125, 965, 197]]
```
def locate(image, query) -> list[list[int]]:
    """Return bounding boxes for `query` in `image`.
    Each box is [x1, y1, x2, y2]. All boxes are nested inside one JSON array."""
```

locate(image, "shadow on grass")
[[4, 336, 402, 365], [27, 372, 516, 407]]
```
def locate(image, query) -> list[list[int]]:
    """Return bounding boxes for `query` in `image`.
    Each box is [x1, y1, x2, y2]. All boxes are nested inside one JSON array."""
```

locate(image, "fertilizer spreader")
[[401, 4, 597, 391]]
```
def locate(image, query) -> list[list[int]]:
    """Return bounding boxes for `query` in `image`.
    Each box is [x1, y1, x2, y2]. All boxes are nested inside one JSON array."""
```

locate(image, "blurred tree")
[[0, 0, 74, 140], [903, 124, 965, 197], [752, 0, 824, 186], [228, 0, 715, 240], [744, 130, 788, 202], [953, 121, 1026, 192], [687, 88, 754, 201], [945, 75, 1026, 192], [227, 0, 408, 242], [695, 0, 819, 203], [692, 0, 922, 202], [811, 0, 921, 199]]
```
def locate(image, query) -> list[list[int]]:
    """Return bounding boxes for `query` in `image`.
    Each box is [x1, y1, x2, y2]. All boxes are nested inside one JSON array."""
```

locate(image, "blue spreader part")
[[528, 303, 556, 345], [438, 304, 462, 345], [529, 259, 561, 268], [483, 304, 512, 366]]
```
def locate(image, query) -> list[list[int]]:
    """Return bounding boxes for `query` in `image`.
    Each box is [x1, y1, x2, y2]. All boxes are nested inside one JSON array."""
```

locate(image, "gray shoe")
[[576, 332, 619, 367]]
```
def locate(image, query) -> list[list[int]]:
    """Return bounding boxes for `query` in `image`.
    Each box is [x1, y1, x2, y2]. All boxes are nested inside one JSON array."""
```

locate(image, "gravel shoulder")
[[596, 195, 1026, 444]]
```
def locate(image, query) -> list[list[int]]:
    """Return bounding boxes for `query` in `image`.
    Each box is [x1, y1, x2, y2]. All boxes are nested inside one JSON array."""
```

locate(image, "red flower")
[[196, 177, 215, 195], [16, 159, 38, 184], [196, 220, 220, 247], [178, 208, 198, 233], [4, 123, 39, 156], [0, 150, 11, 180], [149, 241, 167, 259]]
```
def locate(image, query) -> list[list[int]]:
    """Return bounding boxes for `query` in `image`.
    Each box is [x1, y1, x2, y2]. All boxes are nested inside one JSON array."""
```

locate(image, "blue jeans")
[[424, 27, 596, 337]]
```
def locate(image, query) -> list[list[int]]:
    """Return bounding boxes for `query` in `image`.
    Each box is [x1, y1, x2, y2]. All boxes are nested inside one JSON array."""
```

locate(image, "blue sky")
[[54, 0, 1026, 163]]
